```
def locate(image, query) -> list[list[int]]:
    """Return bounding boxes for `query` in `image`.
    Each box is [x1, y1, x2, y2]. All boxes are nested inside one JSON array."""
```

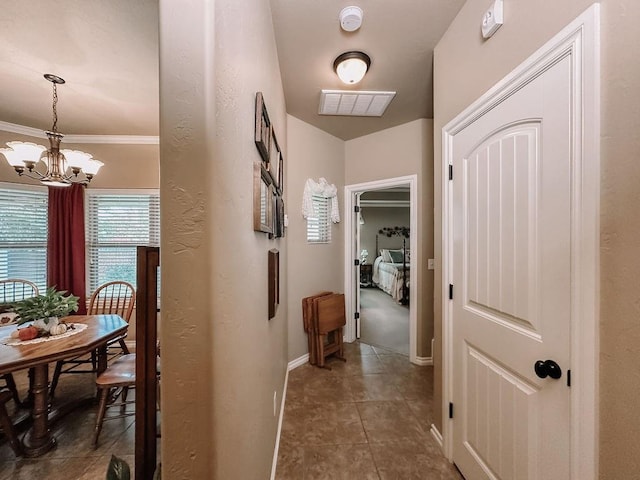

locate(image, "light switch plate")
[[482, 0, 503, 39], [428, 259, 435, 270]]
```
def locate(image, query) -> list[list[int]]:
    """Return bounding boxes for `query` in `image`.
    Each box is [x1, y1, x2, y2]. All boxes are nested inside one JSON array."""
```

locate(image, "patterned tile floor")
[[0, 344, 461, 479], [275, 342, 464, 479]]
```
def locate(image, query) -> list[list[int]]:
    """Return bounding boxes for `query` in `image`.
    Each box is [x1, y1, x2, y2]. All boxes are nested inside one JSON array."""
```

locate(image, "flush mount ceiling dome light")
[[0, 74, 103, 187], [333, 51, 371, 85]]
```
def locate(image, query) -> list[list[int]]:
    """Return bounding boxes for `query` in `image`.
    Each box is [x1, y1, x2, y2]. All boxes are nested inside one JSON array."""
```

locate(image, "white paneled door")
[[451, 54, 573, 479]]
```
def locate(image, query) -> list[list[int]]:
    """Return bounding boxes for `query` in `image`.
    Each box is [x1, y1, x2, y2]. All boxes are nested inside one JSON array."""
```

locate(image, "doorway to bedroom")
[[344, 175, 418, 364], [358, 190, 410, 355]]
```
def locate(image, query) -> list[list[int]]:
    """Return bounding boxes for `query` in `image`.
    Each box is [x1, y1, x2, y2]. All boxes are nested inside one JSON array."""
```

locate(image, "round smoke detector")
[[339, 6, 363, 32]]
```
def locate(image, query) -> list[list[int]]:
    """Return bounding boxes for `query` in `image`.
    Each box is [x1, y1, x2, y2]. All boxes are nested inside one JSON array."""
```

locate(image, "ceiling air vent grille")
[[319, 90, 396, 117]]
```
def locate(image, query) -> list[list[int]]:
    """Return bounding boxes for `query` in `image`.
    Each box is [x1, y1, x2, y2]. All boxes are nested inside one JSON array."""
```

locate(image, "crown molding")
[[0, 121, 159, 145], [64, 135, 159, 145], [0, 121, 45, 138]]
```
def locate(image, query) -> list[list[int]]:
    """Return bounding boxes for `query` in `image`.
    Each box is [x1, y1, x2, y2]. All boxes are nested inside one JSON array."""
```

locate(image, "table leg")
[[21, 364, 56, 457], [97, 344, 108, 374]]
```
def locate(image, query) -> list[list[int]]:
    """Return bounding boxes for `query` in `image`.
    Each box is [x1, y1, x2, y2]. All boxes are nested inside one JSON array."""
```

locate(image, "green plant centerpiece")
[[12, 287, 79, 334]]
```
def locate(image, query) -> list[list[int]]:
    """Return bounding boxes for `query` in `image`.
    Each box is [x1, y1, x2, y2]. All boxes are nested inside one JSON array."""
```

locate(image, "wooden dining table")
[[0, 314, 128, 457]]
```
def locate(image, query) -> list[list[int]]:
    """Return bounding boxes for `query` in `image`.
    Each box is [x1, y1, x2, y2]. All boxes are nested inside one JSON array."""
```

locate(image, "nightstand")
[[360, 263, 373, 287]]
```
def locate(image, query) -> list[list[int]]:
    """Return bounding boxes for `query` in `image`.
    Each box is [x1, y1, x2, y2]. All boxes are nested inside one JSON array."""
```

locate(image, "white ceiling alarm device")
[[339, 6, 363, 32], [481, 0, 504, 39]]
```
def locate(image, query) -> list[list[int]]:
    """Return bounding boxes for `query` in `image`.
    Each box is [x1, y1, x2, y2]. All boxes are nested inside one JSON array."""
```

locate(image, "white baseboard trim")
[[270, 368, 289, 480], [414, 356, 433, 366], [430, 424, 443, 449], [287, 353, 309, 371], [272, 354, 310, 477], [125, 340, 136, 352]]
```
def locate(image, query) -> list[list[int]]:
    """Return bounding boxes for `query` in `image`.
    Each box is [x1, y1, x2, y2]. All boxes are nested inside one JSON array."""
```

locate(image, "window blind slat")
[[306, 195, 331, 243], [87, 193, 160, 294], [0, 187, 48, 293]]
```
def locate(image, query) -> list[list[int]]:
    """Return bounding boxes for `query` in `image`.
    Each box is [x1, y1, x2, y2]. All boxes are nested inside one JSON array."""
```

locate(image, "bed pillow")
[[388, 249, 404, 263], [380, 249, 392, 262]]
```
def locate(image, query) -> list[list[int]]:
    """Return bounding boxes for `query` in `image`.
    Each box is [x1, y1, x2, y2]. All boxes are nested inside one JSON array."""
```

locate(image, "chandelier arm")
[[16, 170, 48, 181], [21, 170, 88, 185]]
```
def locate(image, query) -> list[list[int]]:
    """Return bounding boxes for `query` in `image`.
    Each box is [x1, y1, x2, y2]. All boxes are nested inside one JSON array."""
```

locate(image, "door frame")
[[344, 174, 419, 363], [441, 5, 600, 479]]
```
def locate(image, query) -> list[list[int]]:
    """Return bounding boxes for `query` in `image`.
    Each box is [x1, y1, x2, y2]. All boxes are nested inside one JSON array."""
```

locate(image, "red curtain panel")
[[47, 183, 86, 314]]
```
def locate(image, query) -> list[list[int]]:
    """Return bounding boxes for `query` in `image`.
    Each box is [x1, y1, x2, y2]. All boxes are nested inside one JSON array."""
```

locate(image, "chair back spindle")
[[0, 279, 39, 305], [88, 281, 135, 323]]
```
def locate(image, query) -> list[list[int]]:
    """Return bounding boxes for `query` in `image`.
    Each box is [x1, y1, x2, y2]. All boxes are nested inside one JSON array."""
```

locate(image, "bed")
[[372, 247, 409, 305]]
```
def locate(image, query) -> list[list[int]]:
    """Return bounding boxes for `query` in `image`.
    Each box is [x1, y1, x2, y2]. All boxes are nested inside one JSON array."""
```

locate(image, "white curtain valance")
[[302, 177, 340, 223]]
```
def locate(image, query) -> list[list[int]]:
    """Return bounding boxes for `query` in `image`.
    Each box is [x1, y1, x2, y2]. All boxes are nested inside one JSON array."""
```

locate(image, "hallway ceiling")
[[270, 0, 466, 140], [0, 0, 465, 141]]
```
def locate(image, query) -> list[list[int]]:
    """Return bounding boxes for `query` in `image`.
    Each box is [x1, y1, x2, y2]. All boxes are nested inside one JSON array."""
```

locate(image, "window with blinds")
[[86, 192, 160, 294], [306, 195, 331, 243], [0, 185, 48, 293]]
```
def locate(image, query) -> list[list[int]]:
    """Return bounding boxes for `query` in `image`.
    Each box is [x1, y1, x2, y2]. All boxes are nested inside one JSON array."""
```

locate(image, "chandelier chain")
[[51, 82, 58, 133]]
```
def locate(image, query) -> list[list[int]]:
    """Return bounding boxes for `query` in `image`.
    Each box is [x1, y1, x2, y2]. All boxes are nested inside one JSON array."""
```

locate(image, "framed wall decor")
[[274, 195, 285, 238], [268, 248, 279, 319], [278, 153, 284, 195], [255, 92, 271, 164], [269, 126, 281, 191], [253, 163, 273, 234]]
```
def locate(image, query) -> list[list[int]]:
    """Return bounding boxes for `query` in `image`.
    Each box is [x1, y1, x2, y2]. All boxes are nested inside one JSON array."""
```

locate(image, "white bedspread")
[[372, 256, 409, 303]]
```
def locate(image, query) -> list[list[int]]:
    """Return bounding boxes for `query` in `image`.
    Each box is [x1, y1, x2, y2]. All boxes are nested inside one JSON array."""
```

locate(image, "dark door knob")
[[534, 359, 562, 379]]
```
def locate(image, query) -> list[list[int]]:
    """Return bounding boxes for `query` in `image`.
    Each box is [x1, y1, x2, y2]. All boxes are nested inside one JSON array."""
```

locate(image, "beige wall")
[[69, 143, 159, 190], [360, 206, 410, 264], [346, 119, 434, 357], [159, 0, 287, 477], [433, 0, 640, 476], [345, 119, 429, 185], [598, 1, 640, 475], [286, 115, 344, 361]]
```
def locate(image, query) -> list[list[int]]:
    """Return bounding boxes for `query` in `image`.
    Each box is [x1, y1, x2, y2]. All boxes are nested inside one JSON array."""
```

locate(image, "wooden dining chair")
[[49, 281, 135, 399], [0, 279, 39, 408], [0, 279, 39, 306], [92, 353, 136, 448], [0, 389, 22, 456], [86, 281, 136, 354], [93, 353, 161, 448]]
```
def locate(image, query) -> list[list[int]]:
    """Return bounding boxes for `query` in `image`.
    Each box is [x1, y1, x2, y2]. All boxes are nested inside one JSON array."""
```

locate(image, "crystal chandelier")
[[0, 74, 103, 187]]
